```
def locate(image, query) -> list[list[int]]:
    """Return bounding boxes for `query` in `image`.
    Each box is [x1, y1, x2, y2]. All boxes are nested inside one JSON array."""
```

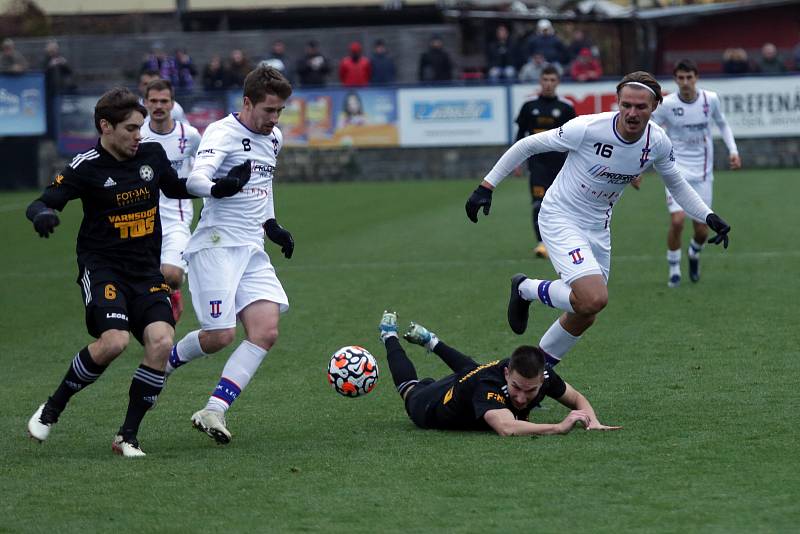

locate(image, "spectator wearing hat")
[[339, 41, 371, 87], [569, 47, 602, 82], [370, 39, 396, 85], [297, 40, 331, 87], [260, 39, 293, 84], [524, 19, 567, 72], [419, 34, 453, 82], [1, 38, 28, 73]]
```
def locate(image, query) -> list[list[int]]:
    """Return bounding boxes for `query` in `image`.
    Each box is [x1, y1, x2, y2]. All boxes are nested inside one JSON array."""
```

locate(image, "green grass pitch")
[[1, 168, 798, 532]]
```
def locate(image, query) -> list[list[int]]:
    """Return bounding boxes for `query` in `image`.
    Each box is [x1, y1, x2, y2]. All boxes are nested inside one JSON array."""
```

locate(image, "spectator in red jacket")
[[569, 47, 602, 82], [339, 42, 371, 87]]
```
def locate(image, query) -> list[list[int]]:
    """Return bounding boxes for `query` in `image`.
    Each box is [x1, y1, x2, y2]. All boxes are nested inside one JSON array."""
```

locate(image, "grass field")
[[1, 169, 798, 533]]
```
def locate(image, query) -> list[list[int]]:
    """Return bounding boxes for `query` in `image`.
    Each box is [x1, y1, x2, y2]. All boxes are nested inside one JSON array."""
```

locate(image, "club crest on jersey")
[[139, 165, 154, 182], [209, 300, 222, 318], [568, 248, 584, 265], [639, 147, 651, 168], [178, 136, 188, 154]]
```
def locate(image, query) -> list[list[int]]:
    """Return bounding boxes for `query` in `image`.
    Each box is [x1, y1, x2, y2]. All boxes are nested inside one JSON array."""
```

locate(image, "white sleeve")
[[187, 124, 229, 197], [710, 93, 738, 156], [655, 137, 712, 222], [483, 117, 586, 188], [650, 105, 668, 128], [265, 182, 275, 221]]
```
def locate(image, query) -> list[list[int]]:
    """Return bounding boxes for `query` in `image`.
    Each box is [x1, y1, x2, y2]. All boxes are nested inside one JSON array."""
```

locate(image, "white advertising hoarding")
[[398, 87, 508, 146]]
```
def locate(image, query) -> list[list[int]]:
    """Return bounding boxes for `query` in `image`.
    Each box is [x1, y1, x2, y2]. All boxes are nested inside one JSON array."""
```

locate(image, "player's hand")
[[558, 410, 591, 433], [706, 213, 731, 249], [631, 175, 643, 190], [729, 153, 742, 170], [210, 159, 251, 198], [32, 209, 60, 238], [264, 218, 294, 259], [465, 184, 493, 223], [586, 420, 623, 431]]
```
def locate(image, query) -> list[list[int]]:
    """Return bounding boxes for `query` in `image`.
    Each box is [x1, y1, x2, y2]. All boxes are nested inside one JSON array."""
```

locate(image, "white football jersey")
[[185, 113, 283, 252], [483, 111, 712, 228], [142, 120, 201, 229], [652, 89, 737, 182]]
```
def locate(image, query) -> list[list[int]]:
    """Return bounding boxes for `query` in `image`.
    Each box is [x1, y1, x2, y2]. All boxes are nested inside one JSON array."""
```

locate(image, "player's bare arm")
[[483, 407, 590, 437]]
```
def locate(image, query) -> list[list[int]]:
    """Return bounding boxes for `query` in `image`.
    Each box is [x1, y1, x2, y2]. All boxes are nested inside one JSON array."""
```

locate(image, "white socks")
[[166, 330, 207, 375], [688, 239, 703, 259], [206, 340, 268, 413], [539, 319, 580, 364], [667, 249, 681, 277], [519, 278, 575, 313]]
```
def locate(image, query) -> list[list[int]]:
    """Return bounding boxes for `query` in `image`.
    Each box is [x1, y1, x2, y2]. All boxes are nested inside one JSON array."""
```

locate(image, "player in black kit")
[[514, 65, 576, 258], [378, 311, 620, 436], [25, 87, 250, 457]]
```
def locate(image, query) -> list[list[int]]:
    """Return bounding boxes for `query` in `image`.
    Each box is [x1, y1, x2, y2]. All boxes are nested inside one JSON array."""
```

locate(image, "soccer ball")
[[327, 346, 379, 397]]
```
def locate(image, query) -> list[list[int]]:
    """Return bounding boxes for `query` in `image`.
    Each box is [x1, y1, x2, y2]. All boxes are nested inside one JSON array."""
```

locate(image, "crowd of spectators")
[[483, 21, 604, 83], [2, 32, 799, 98]]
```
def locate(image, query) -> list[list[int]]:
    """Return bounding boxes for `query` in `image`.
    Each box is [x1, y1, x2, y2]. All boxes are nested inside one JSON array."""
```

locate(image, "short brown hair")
[[508, 345, 546, 379], [145, 78, 174, 100], [616, 71, 663, 105], [243, 65, 292, 104], [673, 59, 699, 76], [94, 87, 147, 133]]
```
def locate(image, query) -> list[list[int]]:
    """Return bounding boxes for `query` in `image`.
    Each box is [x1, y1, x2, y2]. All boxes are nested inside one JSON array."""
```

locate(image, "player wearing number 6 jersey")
[[651, 59, 741, 287], [23, 88, 247, 457], [465, 71, 732, 367], [165, 65, 296, 445]]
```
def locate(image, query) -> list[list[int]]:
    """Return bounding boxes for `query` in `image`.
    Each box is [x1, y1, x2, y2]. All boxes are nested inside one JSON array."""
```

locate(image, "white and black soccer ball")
[[327, 346, 379, 397]]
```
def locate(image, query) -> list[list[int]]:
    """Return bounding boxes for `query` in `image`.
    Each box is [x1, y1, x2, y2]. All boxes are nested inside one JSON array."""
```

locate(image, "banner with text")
[[511, 76, 800, 138], [398, 87, 508, 146], [0, 74, 46, 136]]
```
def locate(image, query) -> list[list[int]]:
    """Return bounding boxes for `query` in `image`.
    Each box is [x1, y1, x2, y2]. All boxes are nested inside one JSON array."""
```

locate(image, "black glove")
[[706, 213, 731, 249], [33, 209, 60, 238], [465, 184, 493, 223], [210, 159, 251, 198], [264, 218, 294, 259]]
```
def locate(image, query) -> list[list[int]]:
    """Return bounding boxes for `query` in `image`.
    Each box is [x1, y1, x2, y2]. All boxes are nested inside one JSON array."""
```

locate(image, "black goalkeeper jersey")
[[515, 94, 576, 177], [35, 141, 190, 277], [423, 358, 567, 431]]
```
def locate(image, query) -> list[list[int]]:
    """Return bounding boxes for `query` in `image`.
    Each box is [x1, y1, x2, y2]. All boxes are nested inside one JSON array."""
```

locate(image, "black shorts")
[[404, 378, 439, 429], [77, 266, 174, 344]]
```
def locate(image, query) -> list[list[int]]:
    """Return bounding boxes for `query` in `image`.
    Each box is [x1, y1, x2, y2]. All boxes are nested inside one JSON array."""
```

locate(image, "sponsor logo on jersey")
[[170, 159, 184, 171], [587, 164, 638, 184], [139, 165, 154, 182], [486, 392, 507, 404], [104, 177, 116, 188], [252, 163, 275, 174], [115, 187, 151, 206], [209, 299, 222, 318], [105, 312, 128, 320], [568, 248, 584, 265], [557, 126, 564, 137], [108, 206, 158, 239], [197, 148, 214, 156]]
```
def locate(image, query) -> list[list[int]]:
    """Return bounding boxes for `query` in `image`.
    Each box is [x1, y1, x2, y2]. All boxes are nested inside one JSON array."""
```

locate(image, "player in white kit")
[[165, 66, 295, 444], [465, 71, 732, 367], [138, 70, 187, 123], [141, 78, 201, 321], [651, 59, 741, 287]]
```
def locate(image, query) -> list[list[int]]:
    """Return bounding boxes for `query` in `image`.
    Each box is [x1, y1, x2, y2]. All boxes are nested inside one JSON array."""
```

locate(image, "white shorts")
[[540, 215, 611, 284], [666, 180, 713, 215], [185, 245, 289, 330], [161, 223, 192, 270]]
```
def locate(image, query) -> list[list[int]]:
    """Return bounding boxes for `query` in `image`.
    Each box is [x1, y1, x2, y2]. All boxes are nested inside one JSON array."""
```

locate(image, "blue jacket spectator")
[[524, 19, 566, 71], [370, 39, 396, 84]]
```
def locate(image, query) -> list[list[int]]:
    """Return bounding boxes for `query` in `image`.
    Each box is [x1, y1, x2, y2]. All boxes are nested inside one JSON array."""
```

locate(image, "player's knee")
[[148, 331, 174, 361], [574, 293, 608, 315], [250, 325, 279, 350], [202, 328, 236, 353], [97, 330, 130, 359]]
